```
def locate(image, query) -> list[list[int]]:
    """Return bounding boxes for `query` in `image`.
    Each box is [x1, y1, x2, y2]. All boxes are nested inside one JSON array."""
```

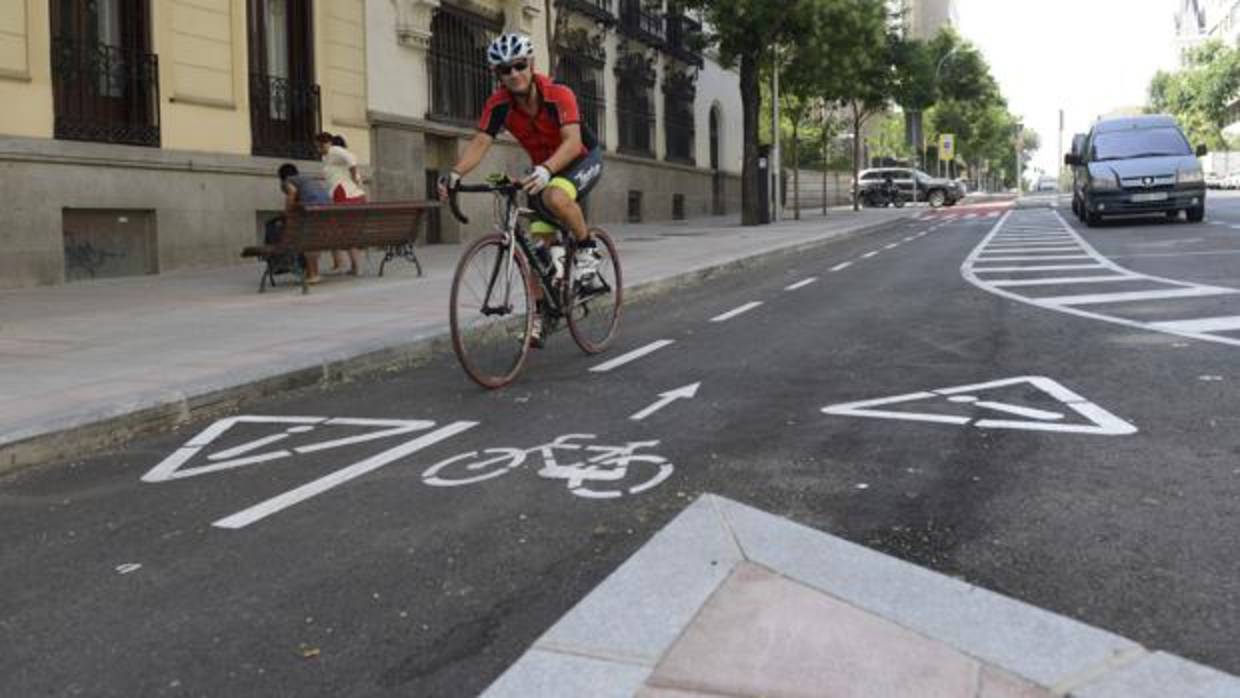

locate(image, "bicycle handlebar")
[[447, 180, 523, 225]]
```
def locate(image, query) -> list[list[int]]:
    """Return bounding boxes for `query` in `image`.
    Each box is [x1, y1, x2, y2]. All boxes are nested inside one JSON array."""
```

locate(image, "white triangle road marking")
[[142, 416, 438, 482], [821, 376, 1137, 435]]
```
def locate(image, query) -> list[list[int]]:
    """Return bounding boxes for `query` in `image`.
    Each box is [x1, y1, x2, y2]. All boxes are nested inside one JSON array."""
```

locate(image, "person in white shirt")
[[316, 132, 366, 275]]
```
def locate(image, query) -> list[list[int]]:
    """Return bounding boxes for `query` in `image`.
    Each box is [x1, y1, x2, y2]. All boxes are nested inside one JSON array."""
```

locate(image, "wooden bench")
[[242, 200, 440, 294]]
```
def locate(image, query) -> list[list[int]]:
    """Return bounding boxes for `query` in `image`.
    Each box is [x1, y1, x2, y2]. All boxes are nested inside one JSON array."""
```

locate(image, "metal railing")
[[619, 0, 665, 46], [666, 13, 703, 66], [558, 0, 615, 24], [249, 73, 321, 159], [50, 38, 160, 147], [429, 6, 500, 125]]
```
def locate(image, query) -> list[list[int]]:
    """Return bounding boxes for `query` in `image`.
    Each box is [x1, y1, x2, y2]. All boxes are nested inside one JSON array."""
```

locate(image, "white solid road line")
[[590, 339, 675, 372], [1150, 315, 1240, 333], [710, 301, 763, 323], [213, 421, 479, 529], [972, 263, 1107, 272], [1039, 286, 1238, 306], [785, 277, 818, 291], [981, 247, 1082, 254], [830, 261, 853, 272], [989, 275, 1134, 287], [978, 254, 1094, 262]]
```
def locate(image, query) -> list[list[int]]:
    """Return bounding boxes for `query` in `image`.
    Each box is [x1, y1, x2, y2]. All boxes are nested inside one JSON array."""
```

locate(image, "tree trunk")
[[740, 51, 762, 226], [851, 104, 862, 212], [822, 122, 828, 215], [792, 121, 800, 220]]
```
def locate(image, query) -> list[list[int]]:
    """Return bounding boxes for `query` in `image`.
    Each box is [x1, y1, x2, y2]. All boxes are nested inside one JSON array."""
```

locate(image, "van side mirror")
[[1064, 153, 1081, 166], [1196, 144, 1208, 157]]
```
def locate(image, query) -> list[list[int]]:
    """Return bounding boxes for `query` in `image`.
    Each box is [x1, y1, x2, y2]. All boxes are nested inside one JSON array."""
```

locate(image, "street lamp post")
[[925, 46, 961, 178]]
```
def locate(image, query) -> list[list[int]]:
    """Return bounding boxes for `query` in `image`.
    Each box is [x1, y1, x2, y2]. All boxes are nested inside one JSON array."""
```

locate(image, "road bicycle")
[[446, 175, 623, 388], [422, 433, 673, 499]]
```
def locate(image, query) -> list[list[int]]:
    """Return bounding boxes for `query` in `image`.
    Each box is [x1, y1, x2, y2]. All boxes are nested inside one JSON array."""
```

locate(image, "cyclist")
[[436, 32, 604, 346]]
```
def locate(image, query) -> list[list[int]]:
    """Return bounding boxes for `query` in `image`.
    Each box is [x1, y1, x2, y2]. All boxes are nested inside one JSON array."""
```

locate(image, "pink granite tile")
[[645, 561, 980, 698], [978, 665, 1056, 698]]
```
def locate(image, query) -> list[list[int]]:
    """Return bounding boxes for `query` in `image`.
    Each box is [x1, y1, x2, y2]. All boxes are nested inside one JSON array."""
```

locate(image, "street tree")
[[682, 0, 820, 224], [1147, 41, 1240, 149]]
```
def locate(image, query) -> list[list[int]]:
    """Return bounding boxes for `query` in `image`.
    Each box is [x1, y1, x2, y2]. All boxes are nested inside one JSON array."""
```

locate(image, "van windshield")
[[1092, 127, 1191, 161]]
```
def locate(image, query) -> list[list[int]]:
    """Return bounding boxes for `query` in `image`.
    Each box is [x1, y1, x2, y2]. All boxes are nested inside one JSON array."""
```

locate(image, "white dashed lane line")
[[590, 340, 676, 372], [830, 262, 853, 272], [861, 251, 879, 259], [785, 277, 817, 291], [710, 301, 763, 323]]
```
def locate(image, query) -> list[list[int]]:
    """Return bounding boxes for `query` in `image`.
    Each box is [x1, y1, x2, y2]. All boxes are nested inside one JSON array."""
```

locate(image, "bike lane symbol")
[[422, 433, 674, 499]]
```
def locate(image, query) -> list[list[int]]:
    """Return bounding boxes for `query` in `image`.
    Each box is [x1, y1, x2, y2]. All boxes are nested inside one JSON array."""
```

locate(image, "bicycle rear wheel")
[[566, 227, 622, 354], [450, 234, 533, 388]]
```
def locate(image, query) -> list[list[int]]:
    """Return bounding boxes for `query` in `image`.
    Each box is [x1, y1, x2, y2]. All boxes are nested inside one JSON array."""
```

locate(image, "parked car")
[[1205, 172, 1226, 190], [1064, 114, 1207, 226], [1225, 173, 1240, 190], [855, 167, 960, 207]]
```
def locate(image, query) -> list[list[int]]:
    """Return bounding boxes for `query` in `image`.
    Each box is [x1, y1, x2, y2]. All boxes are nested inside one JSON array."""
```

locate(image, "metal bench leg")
[[409, 248, 423, 277]]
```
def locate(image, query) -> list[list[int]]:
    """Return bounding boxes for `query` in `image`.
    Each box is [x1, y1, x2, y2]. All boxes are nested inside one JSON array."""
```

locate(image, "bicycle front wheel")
[[450, 234, 533, 389], [566, 228, 623, 354]]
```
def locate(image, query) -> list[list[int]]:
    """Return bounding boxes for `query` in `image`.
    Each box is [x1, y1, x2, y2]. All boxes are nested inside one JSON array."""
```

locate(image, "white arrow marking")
[[630, 382, 701, 421]]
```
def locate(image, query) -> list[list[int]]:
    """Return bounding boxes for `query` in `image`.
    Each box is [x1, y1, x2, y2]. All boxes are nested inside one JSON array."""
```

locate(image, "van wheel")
[[1187, 205, 1205, 223]]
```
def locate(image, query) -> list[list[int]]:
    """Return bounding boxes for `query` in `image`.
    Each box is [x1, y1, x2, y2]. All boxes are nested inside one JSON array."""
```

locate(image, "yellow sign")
[[939, 133, 956, 161]]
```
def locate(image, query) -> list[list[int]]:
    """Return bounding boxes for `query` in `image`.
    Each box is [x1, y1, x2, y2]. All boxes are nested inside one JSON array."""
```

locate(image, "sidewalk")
[[483, 495, 1240, 698], [0, 207, 909, 473]]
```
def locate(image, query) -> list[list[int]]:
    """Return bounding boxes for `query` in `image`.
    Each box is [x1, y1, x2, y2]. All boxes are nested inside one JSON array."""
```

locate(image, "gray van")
[[1065, 114, 1207, 227]]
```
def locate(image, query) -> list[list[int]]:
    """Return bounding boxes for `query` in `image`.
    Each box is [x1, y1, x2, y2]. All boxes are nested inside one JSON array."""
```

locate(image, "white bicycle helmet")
[[487, 33, 534, 66]]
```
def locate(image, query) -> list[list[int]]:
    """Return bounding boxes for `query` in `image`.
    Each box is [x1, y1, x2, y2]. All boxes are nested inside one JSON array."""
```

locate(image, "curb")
[[0, 215, 910, 478]]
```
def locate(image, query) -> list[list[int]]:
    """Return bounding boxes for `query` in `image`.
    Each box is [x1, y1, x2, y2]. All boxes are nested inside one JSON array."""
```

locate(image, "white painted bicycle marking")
[[590, 340, 675, 372], [710, 301, 763, 323], [630, 382, 700, 421], [822, 376, 1137, 435], [143, 416, 438, 482], [214, 421, 478, 529], [423, 434, 674, 499], [785, 277, 818, 291]]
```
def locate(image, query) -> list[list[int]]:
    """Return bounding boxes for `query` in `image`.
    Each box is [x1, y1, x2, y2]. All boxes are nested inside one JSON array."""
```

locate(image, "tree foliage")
[[1147, 40, 1240, 150]]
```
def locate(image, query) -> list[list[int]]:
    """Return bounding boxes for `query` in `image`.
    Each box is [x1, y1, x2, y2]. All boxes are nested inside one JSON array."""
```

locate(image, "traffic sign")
[[939, 133, 956, 161]]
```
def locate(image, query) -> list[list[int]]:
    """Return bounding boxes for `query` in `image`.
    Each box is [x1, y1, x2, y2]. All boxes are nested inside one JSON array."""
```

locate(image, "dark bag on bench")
[[263, 216, 302, 275]]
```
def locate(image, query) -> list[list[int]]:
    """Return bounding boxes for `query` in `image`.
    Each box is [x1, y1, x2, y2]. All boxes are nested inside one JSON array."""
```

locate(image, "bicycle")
[[422, 433, 673, 499], [446, 175, 623, 389]]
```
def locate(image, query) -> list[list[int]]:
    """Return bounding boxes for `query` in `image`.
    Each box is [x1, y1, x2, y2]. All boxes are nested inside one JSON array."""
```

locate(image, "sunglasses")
[[495, 61, 529, 76]]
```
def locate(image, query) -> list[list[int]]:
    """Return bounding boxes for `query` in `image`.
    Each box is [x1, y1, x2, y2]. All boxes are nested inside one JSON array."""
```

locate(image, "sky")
[[955, 0, 1179, 178]]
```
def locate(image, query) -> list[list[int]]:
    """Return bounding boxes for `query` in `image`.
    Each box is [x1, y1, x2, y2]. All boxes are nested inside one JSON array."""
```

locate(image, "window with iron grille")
[[663, 87, 695, 164], [556, 55, 606, 146], [50, 0, 160, 147], [616, 52, 655, 157], [429, 5, 501, 125], [247, 0, 319, 159]]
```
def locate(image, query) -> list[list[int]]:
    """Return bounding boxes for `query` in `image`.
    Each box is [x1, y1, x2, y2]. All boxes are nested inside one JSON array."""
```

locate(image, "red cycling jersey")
[[477, 72, 599, 165]]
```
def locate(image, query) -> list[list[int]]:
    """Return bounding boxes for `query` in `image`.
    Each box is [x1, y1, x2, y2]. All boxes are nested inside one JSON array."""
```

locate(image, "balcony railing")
[[666, 13, 704, 66], [619, 0, 665, 46], [558, 0, 615, 24], [50, 38, 160, 147], [249, 73, 321, 160]]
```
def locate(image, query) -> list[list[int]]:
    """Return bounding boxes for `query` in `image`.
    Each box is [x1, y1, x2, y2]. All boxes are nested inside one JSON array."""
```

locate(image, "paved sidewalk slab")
[[0, 208, 908, 474], [482, 494, 1240, 698]]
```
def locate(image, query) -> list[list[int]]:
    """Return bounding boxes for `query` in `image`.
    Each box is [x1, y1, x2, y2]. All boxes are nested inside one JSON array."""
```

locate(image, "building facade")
[[891, 0, 959, 41], [0, 0, 741, 289]]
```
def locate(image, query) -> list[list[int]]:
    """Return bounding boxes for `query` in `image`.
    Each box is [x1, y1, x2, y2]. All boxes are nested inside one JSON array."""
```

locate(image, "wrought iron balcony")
[[249, 73, 321, 160], [50, 38, 160, 147], [619, 0, 665, 47], [558, 0, 615, 24], [666, 13, 704, 66]]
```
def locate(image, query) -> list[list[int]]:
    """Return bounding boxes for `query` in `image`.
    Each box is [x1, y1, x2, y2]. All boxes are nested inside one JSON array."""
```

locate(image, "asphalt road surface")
[[3, 199, 1238, 697]]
